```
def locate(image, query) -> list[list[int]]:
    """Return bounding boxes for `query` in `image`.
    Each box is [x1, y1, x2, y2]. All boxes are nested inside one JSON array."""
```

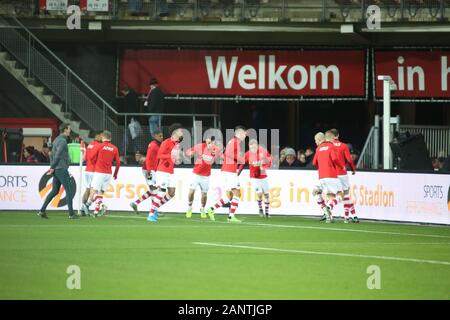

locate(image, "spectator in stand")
[[280, 148, 301, 168], [119, 85, 144, 157], [144, 78, 165, 137], [134, 150, 146, 166], [298, 152, 307, 167], [440, 155, 450, 172], [157, 0, 169, 17], [129, 0, 143, 16], [279, 147, 288, 163], [71, 133, 80, 144], [296, 149, 304, 160], [350, 150, 360, 165], [23, 146, 39, 163], [304, 147, 315, 168], [431, 157, 440, 171], [41, 143, 51, 163], [437, 157, 446, 171]]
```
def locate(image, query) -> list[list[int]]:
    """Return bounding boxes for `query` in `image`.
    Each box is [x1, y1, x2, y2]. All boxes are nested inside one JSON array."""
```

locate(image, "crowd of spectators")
[[22, 144, 51, 163], [21, 135, 84, 164], [277, 144, 360, 170]]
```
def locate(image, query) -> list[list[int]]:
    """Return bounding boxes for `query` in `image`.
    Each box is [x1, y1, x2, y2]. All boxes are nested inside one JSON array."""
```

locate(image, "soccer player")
[[185, 136, 222, 220], [312, 132, 345, 223], [238, 139, 272, 218], [81, 131, 102, 216], [130, 129, 164, 214], [90, 131, 120, 217], [206, 125, 247, 223], [147, 123, 184, 223], [325, 129, 359, 223]]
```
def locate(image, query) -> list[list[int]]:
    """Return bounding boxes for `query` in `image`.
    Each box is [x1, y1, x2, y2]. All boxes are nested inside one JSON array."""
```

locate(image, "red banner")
[[118, 49, 366, 97], [375, 50, 450, 99]]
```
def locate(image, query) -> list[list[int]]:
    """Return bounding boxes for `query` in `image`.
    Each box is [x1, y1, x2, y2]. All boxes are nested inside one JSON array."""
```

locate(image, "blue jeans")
[[123, 132, 139, 154], [129, 0, 143, 14], [157, 0, 169, 15], [149, 115, 161, 136]]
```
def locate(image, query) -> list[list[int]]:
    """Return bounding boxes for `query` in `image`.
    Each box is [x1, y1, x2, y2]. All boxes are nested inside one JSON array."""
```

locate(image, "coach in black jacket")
[[144, 78, 165, 136]]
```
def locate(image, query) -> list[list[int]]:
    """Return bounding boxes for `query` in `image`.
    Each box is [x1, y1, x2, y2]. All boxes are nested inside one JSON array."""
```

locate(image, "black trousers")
[[40, 168, 75, 216]]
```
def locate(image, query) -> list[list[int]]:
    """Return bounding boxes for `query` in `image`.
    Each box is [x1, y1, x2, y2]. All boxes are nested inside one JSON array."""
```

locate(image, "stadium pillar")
[[378, 75, 396, 170]]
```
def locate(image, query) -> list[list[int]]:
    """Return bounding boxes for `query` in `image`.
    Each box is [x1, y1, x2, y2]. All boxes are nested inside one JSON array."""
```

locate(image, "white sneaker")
[[81, 203, 89, 216], [130, 202, 138, 214], [100, 204, 108, 216]]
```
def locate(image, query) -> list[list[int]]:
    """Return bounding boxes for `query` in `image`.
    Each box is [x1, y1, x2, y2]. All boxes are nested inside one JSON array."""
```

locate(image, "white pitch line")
[[231, 241, 450, 246], [111, 215, 450, 239], [193, 242, 450, 266], [199, 220, 450, 239]]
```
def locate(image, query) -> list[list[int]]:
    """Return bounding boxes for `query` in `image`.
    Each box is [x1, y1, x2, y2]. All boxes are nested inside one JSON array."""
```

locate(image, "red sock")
[[150, 195, 163, 214], [315, 194, 326, 209], [257, 200, 263, 210], [150, 194, 172, 214], [327, 198, 338, 210], [94, 194, 103, 213], [264, 195, 270, 214], [135, 191, 152, 204], [229, 196, 240, 216], [343, 196, 351, 217], [213, 198, 229, 209]]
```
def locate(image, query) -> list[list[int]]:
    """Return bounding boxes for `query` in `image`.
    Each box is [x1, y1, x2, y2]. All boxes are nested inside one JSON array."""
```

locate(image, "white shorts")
[[251, 178, 269, 194], [221, 171, 240, 191], [143, 169, 156, 187], [84, 171, 94, 189], [319, 178, 343, 195], [155, 171, 177, 189], [91, 172, 112, 192], [190, 174, 210, 193], [338, 175, 350, 191]]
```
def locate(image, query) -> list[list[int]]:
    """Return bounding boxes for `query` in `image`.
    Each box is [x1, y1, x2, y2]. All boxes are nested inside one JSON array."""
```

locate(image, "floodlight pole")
[[377, 75, 396, 170]]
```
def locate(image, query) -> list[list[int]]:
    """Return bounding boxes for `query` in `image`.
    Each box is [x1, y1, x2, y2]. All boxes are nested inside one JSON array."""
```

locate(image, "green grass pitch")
[[0, 211, 449, 300]]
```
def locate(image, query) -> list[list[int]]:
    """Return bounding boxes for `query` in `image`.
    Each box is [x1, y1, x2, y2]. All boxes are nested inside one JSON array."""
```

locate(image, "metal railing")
[[399, 125, 450, 158], [0, 16, 221, 150], [119, 112, 220, 155], [0, 15, 221, 155], [358, 116, 450, 168], [357, 115, 380, 169], [2, 0, 449, 22], [0, 14, 122, 145]]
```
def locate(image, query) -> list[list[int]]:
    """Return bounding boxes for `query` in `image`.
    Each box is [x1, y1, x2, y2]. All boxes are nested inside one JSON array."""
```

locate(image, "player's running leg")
[[256, 192, 264, 217], [325, 193, 338, 223], [84, 189, 96, 217], [263, 193, 270, 218], [186, 188, 195, 219], [200, 192, 208, 218], [92, 191, 103, 217], [148, 188, 174, 222], [207, 198, 229, 221], [80, 187, 91, 216], [313, 188, 327, 221], [343, 192, 352, 223], [346, 193, 359, 223], [130, 189, 154, 214], [228, 188, 241, 223]]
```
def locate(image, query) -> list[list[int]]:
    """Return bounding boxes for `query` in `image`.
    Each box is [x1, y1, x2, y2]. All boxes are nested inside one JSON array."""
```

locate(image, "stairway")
[[0, 49, 92, 142], [0, 15, 121, 145]]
